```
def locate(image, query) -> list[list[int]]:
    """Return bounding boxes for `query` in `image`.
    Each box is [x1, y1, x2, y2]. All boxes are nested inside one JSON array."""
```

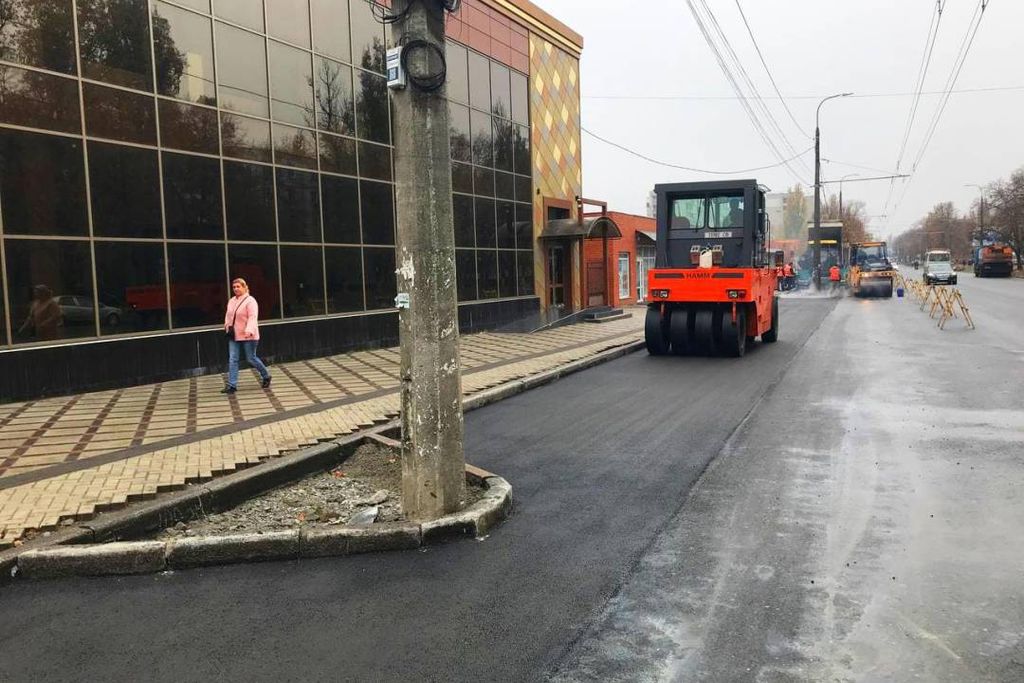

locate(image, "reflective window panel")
[[511, 70, 528, 125], [474, 198, 495, 248], [273, 123, 317, 169], [0, 64, 80, 134], [515, 202, 532, 249], [215, 22, 268, 117], [358, 141, 391, 181], [467, 50, 489, 111], [363, 247, 395, 310], [321, 174, 360, 244], [515, 174, 531, 203], [455, 248, 476, 301], [276, 167, 321, 242], [159, 100, 219, 155], [476, 249, 497, 299], [212, 0, 264, 32], [0, 129, 88, 237], [350, 0, 385, 73], [77, 0, 153, 90], [162, 152, 223, 240], [517, 250, 534, 295], [490, 62, 510, 118], [319, 131, 357, 175], [167, 241, 226, 327], [314, 57, 355, 136], [228, 243, 281, 319], [224, 161, 277, 242], [325, 246, 364, 313], [312, 0, 351, 64], [280, 245, 324, 317], [88, 142, 162, 239], [266, 0, 311, 48], [355, 69, 390, 143], [0, 0, 77, 74], [449, 103, 471, 163], [83, 83, 156, 144], [494, 170, 515, 201], [5, 239, 96, 342], [470, 108, 492, 167], [452, 194, 475, 248], [221, 112, 272, 163], [498, 249, 516, 297], [269, 40, 314, 126], [451, 161, 472, 194], [496, 200, 515, 249], [492, 117, 513, 172], [473, 166, 493, 198], [513, 124, 530, 175], [153, 1, 217, 104], [359, 180, 394, 245], [94, 241, 169, 334], [445, 42, 468, 105]]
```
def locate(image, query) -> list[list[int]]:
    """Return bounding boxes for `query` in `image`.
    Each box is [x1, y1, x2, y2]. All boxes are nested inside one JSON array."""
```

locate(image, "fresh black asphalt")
[[0, 299, 836, 682]]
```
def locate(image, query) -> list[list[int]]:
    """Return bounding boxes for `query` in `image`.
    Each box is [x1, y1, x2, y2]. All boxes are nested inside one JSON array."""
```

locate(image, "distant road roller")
[[645, 179, 780, 357]]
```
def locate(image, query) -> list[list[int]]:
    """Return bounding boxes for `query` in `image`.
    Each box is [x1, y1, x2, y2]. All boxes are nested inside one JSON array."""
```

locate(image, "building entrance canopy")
[[539, 216, 622, 240]]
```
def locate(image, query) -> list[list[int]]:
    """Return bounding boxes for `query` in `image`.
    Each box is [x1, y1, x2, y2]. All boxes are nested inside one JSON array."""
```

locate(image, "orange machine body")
[[648, 266, 777, 338]]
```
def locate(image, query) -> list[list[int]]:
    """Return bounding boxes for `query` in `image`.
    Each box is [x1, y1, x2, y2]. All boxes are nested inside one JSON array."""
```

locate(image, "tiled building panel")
[[447, 0, 530, 74]]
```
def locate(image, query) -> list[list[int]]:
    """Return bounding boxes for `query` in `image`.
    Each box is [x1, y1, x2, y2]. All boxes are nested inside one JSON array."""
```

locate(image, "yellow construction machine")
[[848, 241, 896, 298]]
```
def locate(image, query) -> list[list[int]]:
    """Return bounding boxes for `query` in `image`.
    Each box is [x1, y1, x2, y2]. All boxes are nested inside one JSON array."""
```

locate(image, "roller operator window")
[[708, 194, 744, 228], [670, 197, 705, 230]]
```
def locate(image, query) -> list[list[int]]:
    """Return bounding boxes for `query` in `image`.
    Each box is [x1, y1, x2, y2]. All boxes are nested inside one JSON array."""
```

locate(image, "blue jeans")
[[227, 339, 270, 388]]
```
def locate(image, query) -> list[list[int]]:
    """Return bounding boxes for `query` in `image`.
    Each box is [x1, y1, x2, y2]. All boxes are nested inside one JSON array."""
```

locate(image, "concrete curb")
[[12, 474, 511, 580], [4, 334, 638, 581]]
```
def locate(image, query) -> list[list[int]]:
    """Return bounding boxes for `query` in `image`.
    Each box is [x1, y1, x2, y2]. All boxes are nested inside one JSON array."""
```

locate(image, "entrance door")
[[587, 260, 606, 306], [547, 245, 567, 314]]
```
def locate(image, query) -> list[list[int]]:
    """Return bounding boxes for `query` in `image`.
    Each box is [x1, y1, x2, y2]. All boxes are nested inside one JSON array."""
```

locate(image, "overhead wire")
[[583, 84, 1024, 101], [582, 126, 813, 175]]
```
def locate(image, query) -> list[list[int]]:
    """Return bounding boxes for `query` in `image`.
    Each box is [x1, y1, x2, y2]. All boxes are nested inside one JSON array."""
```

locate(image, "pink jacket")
[[224, 295, 260, 341]]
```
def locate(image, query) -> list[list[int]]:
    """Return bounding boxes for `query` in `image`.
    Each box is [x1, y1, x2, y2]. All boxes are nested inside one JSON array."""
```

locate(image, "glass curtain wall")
[[0, 0, 533, 349]]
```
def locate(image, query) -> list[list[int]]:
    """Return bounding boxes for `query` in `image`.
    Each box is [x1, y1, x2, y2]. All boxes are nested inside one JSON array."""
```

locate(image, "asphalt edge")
[[2, 335, 642, 581]]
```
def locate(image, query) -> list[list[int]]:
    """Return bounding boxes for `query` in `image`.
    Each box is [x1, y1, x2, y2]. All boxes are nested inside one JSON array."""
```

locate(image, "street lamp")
[[813, 92, 853, 289], [965, 183, 986, 248], [838, 173, 859, 216]]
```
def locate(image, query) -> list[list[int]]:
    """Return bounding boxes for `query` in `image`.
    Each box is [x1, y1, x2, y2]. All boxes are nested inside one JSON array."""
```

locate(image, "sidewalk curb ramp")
[[2, 337, 642, 581]]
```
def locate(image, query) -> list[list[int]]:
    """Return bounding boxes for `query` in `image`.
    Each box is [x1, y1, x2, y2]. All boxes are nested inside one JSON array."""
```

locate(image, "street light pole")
[[965, 183, 985, 248], [839, 173, 859, 216], [813, 92, 852, 290]]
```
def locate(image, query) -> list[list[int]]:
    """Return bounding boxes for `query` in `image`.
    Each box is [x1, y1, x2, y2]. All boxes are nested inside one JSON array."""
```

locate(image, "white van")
[[923, 250, 956, 285]]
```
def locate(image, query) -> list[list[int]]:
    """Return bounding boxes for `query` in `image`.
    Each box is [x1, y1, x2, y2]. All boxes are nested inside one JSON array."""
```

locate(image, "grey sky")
[[538, 0, 1023, 240]]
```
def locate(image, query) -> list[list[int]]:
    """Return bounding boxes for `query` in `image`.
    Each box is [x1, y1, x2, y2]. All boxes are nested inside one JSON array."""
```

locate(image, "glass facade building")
[[0, 0, 583, 401]]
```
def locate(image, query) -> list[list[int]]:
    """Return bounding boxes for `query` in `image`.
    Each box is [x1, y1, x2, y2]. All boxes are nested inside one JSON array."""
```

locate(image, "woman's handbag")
[[226, 295, 249, 340]]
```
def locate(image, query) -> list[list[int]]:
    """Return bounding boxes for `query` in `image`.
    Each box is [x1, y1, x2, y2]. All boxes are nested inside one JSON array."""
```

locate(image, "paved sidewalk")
[[0, 315, 642, 547]]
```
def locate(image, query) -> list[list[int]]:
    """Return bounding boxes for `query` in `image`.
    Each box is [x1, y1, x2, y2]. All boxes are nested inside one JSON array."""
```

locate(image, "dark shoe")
[[220, 386, 237, 394], [261, 376, 272, 389]]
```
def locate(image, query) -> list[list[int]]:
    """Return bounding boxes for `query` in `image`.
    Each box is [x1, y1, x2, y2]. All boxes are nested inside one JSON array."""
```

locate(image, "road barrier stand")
[[940, 289, 975, 330]]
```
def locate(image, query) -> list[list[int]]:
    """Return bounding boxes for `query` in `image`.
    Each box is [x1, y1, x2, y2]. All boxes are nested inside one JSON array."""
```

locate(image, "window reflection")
[[360, 180, 394, 245], [474, 198, 495, 248], [455, 249, 476, 301], [269, 41, 314, 126], [511, 71, 528, 125], [496, 201, 515, 248], [77, 0, 154, 91], [280, 245, 324, 317], [221, 112, 272, 163], [476, 250, 497, 299], [453, 194, 475, 248], [160, 100, 219, 154], [451, 162, 473, 194], [0, 0, 77, 74], [326, 246, 364, 313], [449, 103, 471, 163], [212, 0, 264, 32], [95, 241, 168, 334], [88, 142, 162, 239], [224, 161, 276, 241], [0, 64, 80, 134], [467, 50, 489, 111], [473, 166, 493, 198], [355, 69, 390, 143], [5, 239, 96, 342], [363, 247, 396, 310], [513, 124, 530, 176], [273, 123, 317, 169], [494, 171, 515, 201], [168, 242, 227, 327], [515, 202, 532, 249], [0, 129, 88, 237], [445, 42, 468, 105], [350, 0, 385, 73], [358, 141, 392, 181], [490, 62, 510, 118], [517, 250, 534, 294], [315, 57, 355, 135], [276, 168, 321, 242], [83, 83, 156, 144], [498, 250, 516, 297], [493, 117, 513, 172], [229, 243, 281, 319], [163, 152, 223, 240], [471, 109, 492, 167], [319, 132, 357, 175], [215, 22, 268, 116], [266, 0, 311, 48], [312, 0, 351, 63], [153, 1, 217, 104], [321, 175, 360, 244]]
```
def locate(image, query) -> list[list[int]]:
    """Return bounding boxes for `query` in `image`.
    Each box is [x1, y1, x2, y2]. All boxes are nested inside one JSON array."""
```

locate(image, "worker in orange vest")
[[782, 262, 795, 290], [828, 263, 841, 292]]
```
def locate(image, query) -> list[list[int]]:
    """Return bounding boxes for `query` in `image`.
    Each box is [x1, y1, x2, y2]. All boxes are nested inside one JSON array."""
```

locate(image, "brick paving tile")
[[0, 315, 641, 543]]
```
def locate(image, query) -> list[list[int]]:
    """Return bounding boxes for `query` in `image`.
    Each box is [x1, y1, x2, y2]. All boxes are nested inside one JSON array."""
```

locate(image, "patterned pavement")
[[0, 315, 642, 547]]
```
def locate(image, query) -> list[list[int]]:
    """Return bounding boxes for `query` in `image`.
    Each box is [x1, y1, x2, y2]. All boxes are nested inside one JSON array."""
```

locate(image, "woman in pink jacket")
[[222, 278, 271, 394]]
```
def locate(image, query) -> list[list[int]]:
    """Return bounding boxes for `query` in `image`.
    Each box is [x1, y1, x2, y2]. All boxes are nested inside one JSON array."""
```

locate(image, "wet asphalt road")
[[553, 273, 1024, 681], [0, 298, 834, 683]]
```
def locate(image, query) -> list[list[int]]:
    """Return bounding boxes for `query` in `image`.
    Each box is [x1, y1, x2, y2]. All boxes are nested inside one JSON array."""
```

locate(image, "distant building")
[[645, 190, 657, 218]]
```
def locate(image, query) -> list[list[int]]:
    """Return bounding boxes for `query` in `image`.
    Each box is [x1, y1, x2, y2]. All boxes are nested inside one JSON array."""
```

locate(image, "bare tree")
[[988, 168, 1024, 269]]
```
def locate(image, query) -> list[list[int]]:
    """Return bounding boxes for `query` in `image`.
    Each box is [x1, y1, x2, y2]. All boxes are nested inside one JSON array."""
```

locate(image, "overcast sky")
[[538, 0, 1023, 239]]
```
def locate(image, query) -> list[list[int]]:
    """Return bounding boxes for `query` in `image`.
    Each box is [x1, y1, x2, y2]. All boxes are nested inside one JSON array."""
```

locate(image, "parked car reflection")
[[55, 295, 121, 327]]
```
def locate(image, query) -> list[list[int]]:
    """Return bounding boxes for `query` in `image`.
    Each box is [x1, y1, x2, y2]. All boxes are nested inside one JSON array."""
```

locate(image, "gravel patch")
[[156, 443, 485, 539]]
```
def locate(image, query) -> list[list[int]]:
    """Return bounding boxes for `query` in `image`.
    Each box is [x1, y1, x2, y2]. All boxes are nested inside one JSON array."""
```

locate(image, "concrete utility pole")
[[813, 92, 851, 290], [391, 0, 465, 520]]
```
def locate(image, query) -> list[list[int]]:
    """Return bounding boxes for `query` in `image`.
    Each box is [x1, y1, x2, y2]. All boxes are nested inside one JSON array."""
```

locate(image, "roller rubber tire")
[[670, 306, 692, 355], [645, 307, 670, 355], [692, 307, 717, 356], [762, 296, 779, 343], [720, 306, 747, 358]]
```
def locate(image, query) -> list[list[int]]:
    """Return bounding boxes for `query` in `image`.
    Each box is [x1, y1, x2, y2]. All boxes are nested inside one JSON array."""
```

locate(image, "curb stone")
[[12, 475, 511, 580]]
